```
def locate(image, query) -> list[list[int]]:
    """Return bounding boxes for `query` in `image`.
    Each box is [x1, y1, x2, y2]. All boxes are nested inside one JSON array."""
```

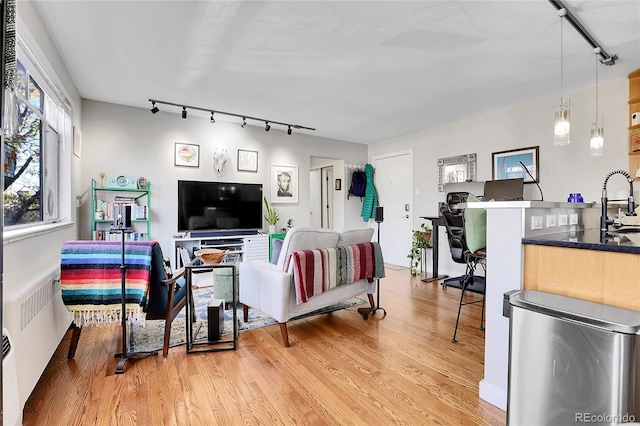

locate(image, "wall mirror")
[[437, 153, 477, 192]]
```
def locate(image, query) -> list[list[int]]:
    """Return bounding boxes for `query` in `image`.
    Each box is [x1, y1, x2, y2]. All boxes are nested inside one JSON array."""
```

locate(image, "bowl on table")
[[194, 248, 227, 265]]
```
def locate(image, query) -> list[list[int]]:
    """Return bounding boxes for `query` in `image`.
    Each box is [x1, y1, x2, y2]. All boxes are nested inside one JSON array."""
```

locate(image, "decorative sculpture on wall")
[[213, 148, 230, 177]]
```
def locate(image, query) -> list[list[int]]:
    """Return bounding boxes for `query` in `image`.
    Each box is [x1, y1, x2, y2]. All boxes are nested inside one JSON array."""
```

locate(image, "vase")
[[268, 225, 276, 234]]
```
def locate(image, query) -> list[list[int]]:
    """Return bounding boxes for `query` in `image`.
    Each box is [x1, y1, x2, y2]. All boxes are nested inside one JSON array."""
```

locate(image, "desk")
[[419, 216, 449, 283], [185, 259, 238, 353]]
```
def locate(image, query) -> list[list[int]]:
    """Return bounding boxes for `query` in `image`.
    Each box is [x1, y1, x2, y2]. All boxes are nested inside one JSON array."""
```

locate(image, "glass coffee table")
[[184, 258, 239, 353]]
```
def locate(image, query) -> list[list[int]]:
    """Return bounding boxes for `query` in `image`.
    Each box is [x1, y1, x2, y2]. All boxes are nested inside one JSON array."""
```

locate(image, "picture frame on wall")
[[175, 142, 199, 167], [237, 149, 258, 172], [271, 164, 298, 203], [335, 178, 342, 191], [492, 146, 539, 183]]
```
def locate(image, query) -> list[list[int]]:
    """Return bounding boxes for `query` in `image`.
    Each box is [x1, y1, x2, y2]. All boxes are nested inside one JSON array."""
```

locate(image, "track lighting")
[[148, 99, 316, 133]]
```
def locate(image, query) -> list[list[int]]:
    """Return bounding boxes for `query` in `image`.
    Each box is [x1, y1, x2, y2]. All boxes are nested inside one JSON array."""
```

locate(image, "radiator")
[[3, 266, 71, 409], [3, 328, 22, 426]]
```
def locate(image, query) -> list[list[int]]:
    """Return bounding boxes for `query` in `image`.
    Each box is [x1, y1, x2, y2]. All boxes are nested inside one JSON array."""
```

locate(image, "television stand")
[[171, 232, 268, 269]]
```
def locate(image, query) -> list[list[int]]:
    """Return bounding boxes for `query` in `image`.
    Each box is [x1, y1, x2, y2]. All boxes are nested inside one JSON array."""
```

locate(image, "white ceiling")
[[31, 0, 640, 144]]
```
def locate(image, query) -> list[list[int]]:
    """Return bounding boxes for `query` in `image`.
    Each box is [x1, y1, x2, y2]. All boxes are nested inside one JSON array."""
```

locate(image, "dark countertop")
[[522, 228, 640, 255]]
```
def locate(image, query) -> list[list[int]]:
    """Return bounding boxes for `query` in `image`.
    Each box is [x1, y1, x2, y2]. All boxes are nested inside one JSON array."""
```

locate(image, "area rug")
[[130, 286, 366, 352]]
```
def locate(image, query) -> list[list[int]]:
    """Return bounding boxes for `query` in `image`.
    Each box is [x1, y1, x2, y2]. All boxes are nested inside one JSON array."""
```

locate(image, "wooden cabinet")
[[628, 68, 640, 178], [90, 179, 151, 240]]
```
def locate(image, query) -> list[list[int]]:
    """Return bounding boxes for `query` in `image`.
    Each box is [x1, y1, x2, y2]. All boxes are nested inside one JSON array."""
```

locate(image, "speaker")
[[375, 206, 384, 223]]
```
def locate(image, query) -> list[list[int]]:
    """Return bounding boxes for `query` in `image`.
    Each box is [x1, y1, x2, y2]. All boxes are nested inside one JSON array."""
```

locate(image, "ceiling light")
[[241, 117, 246, 128], [265, 122, 271, 132], [554, 8, 570, 146], [150, 102, 159, 114], [287, 126, 292, 135], [182, 107, 187, 119], [210, 111, 215, 123], [590, 47, 604, 157]]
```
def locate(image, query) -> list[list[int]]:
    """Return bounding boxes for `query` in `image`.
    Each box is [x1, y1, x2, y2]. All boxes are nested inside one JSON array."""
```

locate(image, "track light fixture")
[[148, 98, 315, 133]]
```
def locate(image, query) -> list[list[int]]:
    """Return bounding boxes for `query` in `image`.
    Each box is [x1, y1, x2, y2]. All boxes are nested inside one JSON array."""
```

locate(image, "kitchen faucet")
[[600, 169, 637, 233]]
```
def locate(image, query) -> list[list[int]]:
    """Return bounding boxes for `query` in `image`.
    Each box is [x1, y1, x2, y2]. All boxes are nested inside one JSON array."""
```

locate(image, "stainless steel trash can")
[[504, 290, 640, 426]]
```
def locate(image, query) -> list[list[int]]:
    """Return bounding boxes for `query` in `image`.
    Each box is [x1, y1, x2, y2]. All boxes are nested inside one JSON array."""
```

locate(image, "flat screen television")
[[177, 180, 263, 234]]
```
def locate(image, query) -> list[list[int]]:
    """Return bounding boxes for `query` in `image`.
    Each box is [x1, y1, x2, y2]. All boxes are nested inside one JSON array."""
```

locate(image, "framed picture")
[[492, 146, 539, 183], [175, 143, 199, 167], [237, 149, 258, 172], [335, 178, 342, 191], [271, 164, 298, 203]]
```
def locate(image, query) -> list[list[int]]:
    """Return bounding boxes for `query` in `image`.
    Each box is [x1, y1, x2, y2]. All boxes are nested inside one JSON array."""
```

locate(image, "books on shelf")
[[93, 229, 148, 241], [95, 200, 147, 220]]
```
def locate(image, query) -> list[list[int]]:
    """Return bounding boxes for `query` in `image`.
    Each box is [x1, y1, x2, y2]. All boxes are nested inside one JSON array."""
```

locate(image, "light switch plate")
[[569, 213, 579, 225], [531, 216, 543, 230], [546, 215, 557, 227], [558, 214, 568, 226]]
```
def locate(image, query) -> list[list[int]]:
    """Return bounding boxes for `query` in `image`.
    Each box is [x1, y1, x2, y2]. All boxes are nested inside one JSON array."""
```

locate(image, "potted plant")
[[263, 197, 279, 233], [407, 223, 432, 276], [280, 218, 294, 234]]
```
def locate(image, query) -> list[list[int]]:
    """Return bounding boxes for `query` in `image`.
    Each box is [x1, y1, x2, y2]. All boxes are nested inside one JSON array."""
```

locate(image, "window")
[[3, 59, 61, 227]]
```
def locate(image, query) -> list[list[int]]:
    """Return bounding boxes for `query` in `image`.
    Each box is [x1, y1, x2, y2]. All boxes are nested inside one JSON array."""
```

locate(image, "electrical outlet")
[[558, 214, 568, 226], [569, 213, 579, 225], [546, 214, 557, 227], [531, 216, 543, 230]]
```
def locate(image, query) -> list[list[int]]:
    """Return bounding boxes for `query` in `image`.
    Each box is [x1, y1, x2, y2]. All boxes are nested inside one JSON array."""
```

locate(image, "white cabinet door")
[[243, 234, 269, 262]]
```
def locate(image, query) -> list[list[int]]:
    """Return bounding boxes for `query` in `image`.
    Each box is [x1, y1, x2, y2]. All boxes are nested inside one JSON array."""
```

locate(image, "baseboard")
[[479, 379, 507, 411]]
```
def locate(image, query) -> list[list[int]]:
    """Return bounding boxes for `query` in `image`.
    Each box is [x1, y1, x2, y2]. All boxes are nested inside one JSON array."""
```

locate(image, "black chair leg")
[[479, 288, 486, 331], [452, 265, 473, 344]]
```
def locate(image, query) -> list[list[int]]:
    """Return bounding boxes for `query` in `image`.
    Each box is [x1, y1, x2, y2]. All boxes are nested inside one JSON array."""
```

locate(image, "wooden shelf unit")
[[628, 68, 640, 179]]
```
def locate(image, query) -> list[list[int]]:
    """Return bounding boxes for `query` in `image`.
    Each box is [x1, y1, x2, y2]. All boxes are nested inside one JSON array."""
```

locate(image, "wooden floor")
[[23, 267, 505, 425]]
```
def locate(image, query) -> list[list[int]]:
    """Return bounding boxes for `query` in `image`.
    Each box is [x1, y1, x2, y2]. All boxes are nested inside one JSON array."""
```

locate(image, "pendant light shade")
[[554, 8, 570, 146], [554, 96, 570, 146], [589, 47, 604, 156]]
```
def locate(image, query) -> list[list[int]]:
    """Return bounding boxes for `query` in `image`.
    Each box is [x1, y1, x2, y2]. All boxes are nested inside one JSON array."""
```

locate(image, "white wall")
[[79, 100, 369, 255], [369, 77, 630, 275]]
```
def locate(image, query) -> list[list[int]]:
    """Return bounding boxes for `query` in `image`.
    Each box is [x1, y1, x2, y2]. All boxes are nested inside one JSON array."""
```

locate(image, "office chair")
[[439, 194, 486, 343]]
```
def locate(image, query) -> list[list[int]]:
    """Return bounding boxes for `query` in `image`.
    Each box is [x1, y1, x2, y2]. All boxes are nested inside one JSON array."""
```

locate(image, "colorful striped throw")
[[60, 240, 155, 326], [289, 242, 385, 304]]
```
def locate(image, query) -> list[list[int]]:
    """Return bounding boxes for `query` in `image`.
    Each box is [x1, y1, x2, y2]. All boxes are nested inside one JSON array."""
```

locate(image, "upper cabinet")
[[628, 68, 640, 179]]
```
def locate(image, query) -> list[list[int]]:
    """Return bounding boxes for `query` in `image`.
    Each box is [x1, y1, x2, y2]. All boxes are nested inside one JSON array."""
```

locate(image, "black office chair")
[[439, 197, 486, 343]]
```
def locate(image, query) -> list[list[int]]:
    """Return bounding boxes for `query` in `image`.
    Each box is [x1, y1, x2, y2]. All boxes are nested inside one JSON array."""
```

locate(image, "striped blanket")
[[60, 240, 155, 326], [288, 242, 385, 304]]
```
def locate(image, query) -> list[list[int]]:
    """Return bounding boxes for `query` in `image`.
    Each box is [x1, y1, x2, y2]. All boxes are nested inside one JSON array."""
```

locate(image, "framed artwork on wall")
[[335, 178, 342, 191], [175, 143, 199, 167], [492, 146, 539, 182], [237, 149, 258, 172], [271, 164, 298, 203]]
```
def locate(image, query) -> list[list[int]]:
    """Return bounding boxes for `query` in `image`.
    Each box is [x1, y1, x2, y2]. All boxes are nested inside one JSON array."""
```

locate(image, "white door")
[[310, 169, 322, 227], [321, 166, 333, 228], [372, 150, 413, 267]]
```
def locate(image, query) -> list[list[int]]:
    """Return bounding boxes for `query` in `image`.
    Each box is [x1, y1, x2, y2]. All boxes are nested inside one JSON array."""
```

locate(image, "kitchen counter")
[[522, 228, 640, 255]]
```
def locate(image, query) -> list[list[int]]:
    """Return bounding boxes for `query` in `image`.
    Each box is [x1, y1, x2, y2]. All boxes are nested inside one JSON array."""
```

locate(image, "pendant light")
[[590, 47, 604, 156], [554, 8, 570, 146]]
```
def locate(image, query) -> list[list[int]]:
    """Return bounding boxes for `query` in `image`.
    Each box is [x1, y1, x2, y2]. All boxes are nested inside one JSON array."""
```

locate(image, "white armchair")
[[239, 227, 377, 346]]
